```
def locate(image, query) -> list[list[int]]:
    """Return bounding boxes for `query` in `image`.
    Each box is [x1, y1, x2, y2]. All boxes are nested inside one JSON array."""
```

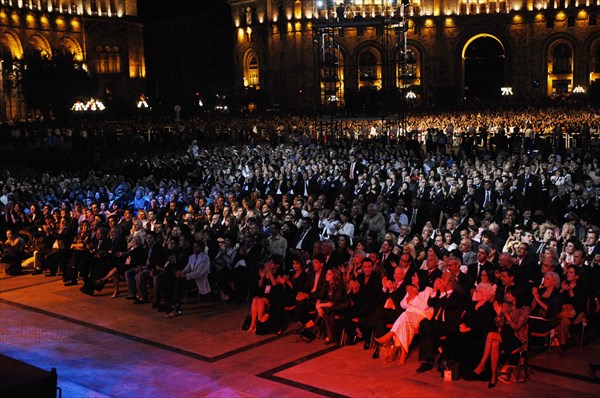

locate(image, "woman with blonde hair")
[[460, 279, 497, 372], [471, 286, 531, 388], [530, 271, 563, 333]]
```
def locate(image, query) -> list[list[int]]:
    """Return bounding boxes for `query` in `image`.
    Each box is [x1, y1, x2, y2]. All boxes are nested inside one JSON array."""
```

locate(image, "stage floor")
[[1, 272, 599, 398]]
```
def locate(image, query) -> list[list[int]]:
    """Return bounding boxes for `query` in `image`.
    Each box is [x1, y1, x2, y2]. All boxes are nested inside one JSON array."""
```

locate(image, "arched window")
[[244, 51, 260, 88], [27, 35, 52, 59], [398, 47, 421, 88], [57, 37, 83, 62], [1, 31, 24, 61], [248, 57, 259, 86], [110, 46, 120, 73], [359, 50, 377, 81], [96, 45, 121, 74], [320, 49, 344, 105], [552, 44, 572, 74]]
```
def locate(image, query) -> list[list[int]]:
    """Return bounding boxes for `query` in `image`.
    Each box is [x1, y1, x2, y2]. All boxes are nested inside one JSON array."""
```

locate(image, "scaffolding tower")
[[313, 2, 409, 137]]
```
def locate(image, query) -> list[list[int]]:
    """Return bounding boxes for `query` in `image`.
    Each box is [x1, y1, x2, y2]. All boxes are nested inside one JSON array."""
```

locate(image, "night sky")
[[138, 0, 229, 23]]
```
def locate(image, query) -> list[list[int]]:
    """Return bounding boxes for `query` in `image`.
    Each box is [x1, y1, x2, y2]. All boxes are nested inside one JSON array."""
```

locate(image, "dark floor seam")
[[531, 364, 600, 385], [0, 298, 290, 363], [257, 345, 349, 398]]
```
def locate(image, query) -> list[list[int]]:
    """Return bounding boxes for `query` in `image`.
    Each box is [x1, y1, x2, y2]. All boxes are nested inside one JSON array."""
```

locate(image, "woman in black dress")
[[471, 286, 531, 388]]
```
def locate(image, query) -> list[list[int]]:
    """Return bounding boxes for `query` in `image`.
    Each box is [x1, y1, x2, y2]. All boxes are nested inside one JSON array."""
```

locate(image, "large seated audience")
[[1, 104, 599, 386]]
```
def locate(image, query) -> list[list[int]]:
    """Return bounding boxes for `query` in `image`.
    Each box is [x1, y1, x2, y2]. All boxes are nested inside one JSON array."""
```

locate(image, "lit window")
[[244, 52, 260, 88], [359, 50, 378, 81], [398, 47, 420, 88], [248, 57, 259, 86], [96, 45, 121, 74]]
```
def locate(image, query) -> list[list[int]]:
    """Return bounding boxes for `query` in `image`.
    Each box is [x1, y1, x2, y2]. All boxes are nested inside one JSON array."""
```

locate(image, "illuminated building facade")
[[0, 0, 145, 121], [228, 0, 600, 112]]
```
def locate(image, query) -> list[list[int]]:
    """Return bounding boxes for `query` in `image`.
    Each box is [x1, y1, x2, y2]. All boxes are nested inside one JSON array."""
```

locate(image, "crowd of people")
[[1, 104, 599, 386]]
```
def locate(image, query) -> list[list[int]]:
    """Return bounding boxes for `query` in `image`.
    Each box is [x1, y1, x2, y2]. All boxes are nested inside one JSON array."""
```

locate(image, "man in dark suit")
[[515, 165, 539, 208], [513, 242, 538, 286], [382, 177, 398, 205], [294, 254, 327, 327], [585, 230, 600, 264], [407, 198, 426, 235], [417, 268, 467, 373], [522, 230, 539, 254], [203, 170, 216, 188], [380, 239, 400, 279], [263, 172, 278, 197], [518, 209, 534, 231], [125, 231, 167, 304], [423, 249, 444, 288], [442, 217, 461, 245], [467, 244, 496, 288], [446, 252, 472, 293], [118, 208, 134, 237], [546, 186, 566, 221], [494, 180, 510, 213], [347, 155, 364, 182], [353, 175, 369, 198], [478, 180, 498, 214], [290, 173, 305, 197], [457, 204, 470, 231], [369, 266, 409, 358], [336, 175, 354, 200], [321, 238, 345, 270], [233, 234, 264, 300], [316, 172, 333, 197], [342, 257, 383, 346], [494, 267, 516, 304], [290, 217, 320, 256], [413, 179, 431, 205]]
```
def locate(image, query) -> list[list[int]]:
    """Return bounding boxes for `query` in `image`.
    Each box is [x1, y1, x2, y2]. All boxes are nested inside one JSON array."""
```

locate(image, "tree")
[[20, 52, 97, 121]]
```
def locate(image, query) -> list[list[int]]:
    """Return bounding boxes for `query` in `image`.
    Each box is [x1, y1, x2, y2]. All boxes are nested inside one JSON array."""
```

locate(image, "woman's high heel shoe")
[[371, 345, 380, 360], [488, 373, 497, 388], [473, 362, 486, 375], [110, 291, 120, 299]]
